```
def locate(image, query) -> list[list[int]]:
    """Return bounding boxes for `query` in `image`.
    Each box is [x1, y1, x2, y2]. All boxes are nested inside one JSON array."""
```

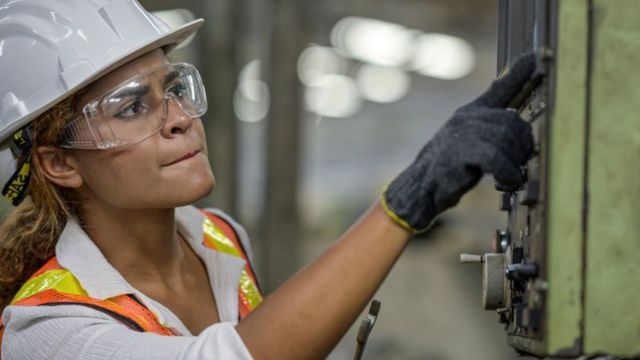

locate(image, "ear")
[[35, 146, 83, 189]]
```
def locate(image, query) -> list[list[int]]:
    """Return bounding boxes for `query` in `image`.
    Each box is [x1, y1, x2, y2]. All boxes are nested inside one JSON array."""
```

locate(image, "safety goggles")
[[61, 63, 207, 149]]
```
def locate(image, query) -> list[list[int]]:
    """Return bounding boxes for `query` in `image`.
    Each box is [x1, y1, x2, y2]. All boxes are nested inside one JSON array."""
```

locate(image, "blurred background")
[[82, 0, 535, 358], [137, 0, 530, 359]]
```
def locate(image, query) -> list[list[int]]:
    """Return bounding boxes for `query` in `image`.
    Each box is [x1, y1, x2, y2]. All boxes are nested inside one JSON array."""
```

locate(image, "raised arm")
[[236, 53, 537, 360]]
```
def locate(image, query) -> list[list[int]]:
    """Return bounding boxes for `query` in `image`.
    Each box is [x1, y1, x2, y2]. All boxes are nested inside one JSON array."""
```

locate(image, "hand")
[[382, 53, 536, 233]]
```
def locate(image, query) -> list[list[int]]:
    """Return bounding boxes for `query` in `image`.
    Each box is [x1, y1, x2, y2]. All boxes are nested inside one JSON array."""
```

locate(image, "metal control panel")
[[496, 1, 554, 342], [461, 0, 556, 349], [461, 0, 559, 355], [463, 1, 640, 358], [461, 41, 553, 349]]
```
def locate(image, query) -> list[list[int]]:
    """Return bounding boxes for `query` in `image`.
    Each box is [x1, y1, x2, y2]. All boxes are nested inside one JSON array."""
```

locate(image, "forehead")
[[81, 49, 170, 102]]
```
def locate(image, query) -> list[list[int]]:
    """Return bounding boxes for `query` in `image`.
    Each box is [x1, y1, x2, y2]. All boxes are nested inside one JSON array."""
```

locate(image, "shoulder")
[[1, 303, 121, 359], [1, 303, 254, 360]]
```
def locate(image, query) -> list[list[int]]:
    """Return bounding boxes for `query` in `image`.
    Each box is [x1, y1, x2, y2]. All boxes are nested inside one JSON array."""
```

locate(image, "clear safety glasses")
[[61, 63, 207, 149]]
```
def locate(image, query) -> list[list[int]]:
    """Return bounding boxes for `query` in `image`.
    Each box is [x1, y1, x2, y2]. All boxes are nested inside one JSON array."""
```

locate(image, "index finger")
[[473, 52, 537, 109]]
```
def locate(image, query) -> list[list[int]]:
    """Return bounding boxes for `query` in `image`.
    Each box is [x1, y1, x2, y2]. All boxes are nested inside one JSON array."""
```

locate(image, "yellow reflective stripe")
[[202, 217, 241, 257], [11, 269, 87, 304], [239, 271, 262, 309], [202, 214, 262, 310]]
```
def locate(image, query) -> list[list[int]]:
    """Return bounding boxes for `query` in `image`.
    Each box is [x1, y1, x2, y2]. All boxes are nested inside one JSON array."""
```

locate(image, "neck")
[[80, 204, 185, 281]]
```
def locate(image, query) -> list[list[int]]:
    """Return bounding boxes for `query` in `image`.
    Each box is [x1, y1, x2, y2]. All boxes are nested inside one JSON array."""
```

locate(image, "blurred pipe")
[[191, 0, 240, 216], [260, 0, 306, 291]]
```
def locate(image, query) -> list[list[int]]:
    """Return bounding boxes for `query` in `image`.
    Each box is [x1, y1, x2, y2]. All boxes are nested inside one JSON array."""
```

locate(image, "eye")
[[114, 99, 149, 119], [168, 82, 187, 98]]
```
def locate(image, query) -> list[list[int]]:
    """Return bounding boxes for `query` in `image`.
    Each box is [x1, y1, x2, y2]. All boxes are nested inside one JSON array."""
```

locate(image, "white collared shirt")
[[1, 206, 254, 360]]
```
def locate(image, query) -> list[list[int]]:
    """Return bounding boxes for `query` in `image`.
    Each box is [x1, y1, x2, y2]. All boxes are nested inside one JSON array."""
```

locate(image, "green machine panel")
[[584, 0, 640, 355], [465, 0, 640, 358]]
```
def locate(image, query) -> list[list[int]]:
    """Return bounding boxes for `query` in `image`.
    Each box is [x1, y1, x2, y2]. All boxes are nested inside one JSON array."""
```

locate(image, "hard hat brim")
[[2, 18, 204, 141]]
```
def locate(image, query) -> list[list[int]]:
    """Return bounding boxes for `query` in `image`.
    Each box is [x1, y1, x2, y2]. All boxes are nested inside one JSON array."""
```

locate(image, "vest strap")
[[201, 211, 263, 319]]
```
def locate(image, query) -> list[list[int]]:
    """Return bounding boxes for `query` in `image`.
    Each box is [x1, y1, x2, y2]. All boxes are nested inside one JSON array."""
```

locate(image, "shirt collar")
[[55, 218, 133, 300], [55, 206, 245, 302]]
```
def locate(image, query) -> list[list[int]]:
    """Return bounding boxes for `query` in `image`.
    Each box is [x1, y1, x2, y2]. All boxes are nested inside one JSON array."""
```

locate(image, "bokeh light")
[[300, 17, 476, 119], [304, 74, 362, 118], [356, 64, 411, 103], [234, 60, 270, 123], [297, 45, 348, 86], [411, 33, 476, 80], [331, 17, 414, 67]]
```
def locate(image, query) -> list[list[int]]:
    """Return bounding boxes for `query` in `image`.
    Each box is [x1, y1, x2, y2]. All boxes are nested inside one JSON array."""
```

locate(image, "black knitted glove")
[[382, 53, 536, 233]]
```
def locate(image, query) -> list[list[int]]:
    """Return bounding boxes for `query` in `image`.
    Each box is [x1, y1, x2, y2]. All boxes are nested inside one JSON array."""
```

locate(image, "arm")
[[237, 53, 537, 360], [237, 202, 409, 359]]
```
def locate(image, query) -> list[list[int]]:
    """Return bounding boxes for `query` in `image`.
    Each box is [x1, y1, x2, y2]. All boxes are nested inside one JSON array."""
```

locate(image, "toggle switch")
[[460, 254, 484, 263]]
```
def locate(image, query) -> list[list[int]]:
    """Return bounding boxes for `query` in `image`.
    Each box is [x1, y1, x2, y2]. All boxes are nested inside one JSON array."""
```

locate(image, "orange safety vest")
[[0, 210, 262, 353]]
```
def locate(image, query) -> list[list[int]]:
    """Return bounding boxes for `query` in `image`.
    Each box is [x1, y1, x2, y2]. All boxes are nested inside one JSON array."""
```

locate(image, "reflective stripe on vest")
[[201, 211, 263, 318], [0, 211, 261, 352], [7, 257, 175, 336]]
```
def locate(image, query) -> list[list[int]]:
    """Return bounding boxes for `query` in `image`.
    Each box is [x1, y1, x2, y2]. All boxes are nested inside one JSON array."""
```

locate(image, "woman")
[[0, 0, 534, 359]]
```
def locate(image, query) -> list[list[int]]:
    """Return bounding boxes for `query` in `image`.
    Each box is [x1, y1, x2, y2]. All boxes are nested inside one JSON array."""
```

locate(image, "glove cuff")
[[379, 193, 417, 234]]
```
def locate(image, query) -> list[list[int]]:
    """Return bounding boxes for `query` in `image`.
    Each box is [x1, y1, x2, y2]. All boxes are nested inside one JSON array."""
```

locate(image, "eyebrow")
[[101, 69, 180, 104], [108, 85, 150, 102]]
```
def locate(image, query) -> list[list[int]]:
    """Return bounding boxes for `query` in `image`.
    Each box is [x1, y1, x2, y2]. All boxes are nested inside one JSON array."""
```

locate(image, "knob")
[[505, 263, 539, 281], [460, 253, 507, 310], [482, 253, 507, 310]]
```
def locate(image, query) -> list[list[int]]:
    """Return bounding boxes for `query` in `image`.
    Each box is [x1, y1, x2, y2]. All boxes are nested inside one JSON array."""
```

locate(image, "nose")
[[160, 96, 194, 137]]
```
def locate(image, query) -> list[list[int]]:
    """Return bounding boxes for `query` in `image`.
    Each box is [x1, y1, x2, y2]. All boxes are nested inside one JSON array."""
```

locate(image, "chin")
[[170, 172, 215, 206]]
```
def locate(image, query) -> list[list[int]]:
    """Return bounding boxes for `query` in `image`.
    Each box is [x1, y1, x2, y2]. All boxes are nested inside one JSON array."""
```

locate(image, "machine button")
[[520, 179, 539, 205], [505, 263, 539, 281], [512, 247, 524, 264]]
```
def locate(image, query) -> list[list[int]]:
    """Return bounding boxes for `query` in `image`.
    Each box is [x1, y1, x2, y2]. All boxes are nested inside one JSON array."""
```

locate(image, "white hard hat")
[[0, 0, 203, 204]]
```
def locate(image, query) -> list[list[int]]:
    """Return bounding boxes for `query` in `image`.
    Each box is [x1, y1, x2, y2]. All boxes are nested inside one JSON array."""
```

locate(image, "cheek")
[[194, 120, 209, 155], [78, 151, 214, 208], [76, 152, 160, 205]]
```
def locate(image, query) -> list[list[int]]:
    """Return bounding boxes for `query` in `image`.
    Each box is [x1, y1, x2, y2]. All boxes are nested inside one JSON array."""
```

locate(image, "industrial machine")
[[462, 0, 640, 358]]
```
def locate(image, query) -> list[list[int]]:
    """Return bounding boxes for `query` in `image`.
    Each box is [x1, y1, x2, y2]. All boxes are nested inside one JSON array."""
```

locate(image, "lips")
[[165, 150, 201, 166]]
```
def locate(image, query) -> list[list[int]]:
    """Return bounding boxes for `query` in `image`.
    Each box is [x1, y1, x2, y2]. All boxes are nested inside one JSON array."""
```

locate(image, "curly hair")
[[0, 95, 81, 310]]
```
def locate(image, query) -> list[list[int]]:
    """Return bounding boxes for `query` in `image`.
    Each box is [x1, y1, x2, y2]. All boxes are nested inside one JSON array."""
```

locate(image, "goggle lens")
[[62, 63, 207, 149]]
